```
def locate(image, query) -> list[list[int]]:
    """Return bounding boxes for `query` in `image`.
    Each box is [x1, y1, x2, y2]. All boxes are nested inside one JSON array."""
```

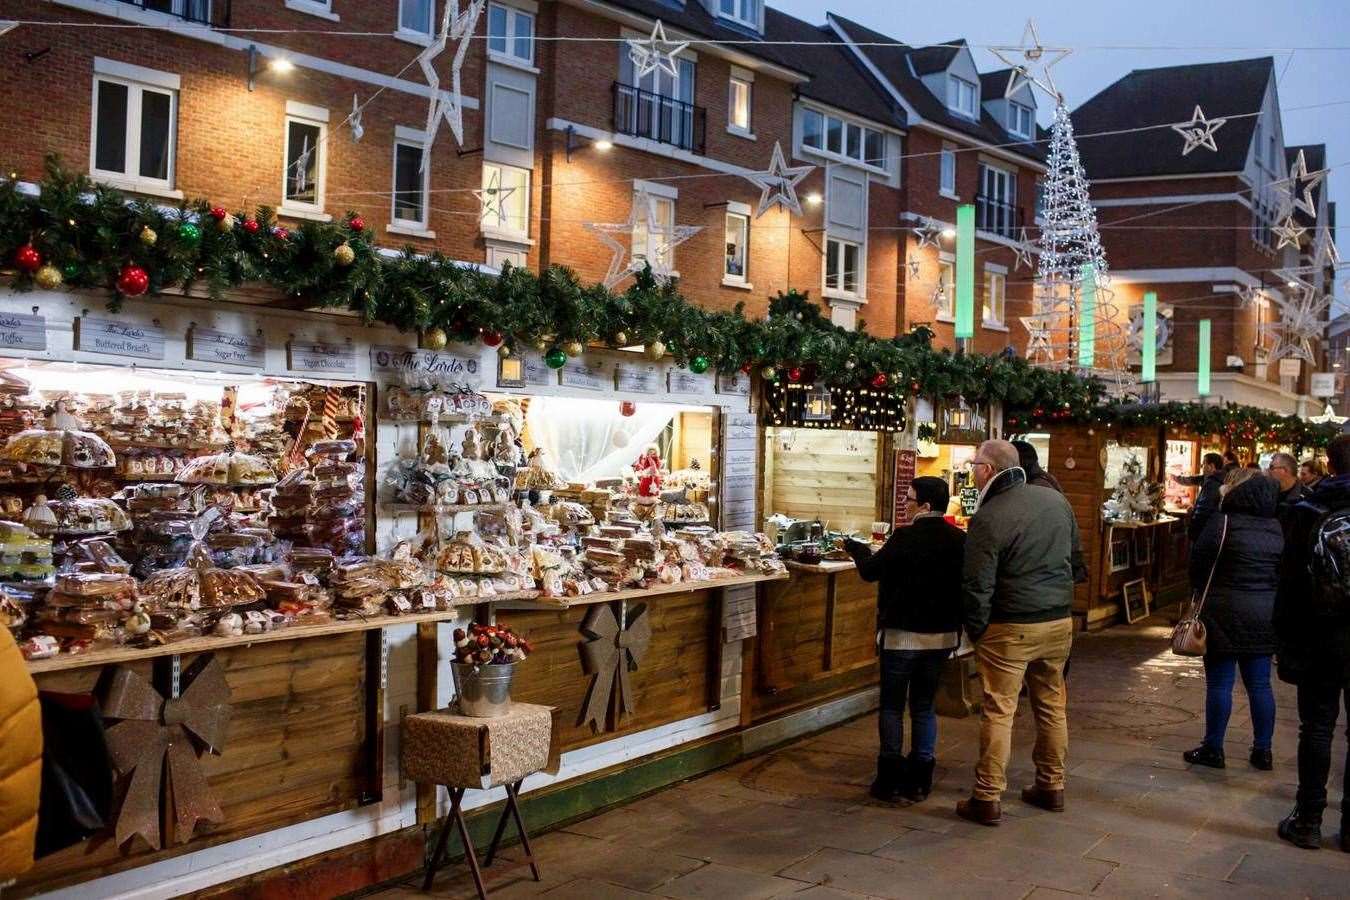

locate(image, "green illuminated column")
[[1141, 291, 1157, 383], [1197, 319, 1211, 396], [1078, 264, 1097, 369], [955, 204, 975, 339]]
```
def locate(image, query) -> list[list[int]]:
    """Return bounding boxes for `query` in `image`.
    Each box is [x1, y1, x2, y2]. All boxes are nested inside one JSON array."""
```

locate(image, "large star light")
[[1171, 106, 1226, 156], [627, 21, 688, 81], [742, 142, 814, 218], [472, 167, 517, 225], [584, 188, 701, 289], [989, 20, 1071, 102], [1267, 280, 1332, 364], [912, 217, 942, 250], [1281, 149, 1329, 219], [1273, 215, 1307, 251], [1012, 227, 1035, 271], [417, 0, 485, 168]]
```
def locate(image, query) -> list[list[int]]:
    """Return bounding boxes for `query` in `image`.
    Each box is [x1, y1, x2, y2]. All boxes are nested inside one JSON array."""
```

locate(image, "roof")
[[1071, 57, 1274, 180], [909, 40, 964, 76], [828, 14, 1046, 160], [979, 69, 1016, 100]]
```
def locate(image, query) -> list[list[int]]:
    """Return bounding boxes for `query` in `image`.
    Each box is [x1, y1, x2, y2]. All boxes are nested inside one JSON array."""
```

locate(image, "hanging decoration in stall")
[[579, 602, 651, 732], [762, 379, 905, 433]]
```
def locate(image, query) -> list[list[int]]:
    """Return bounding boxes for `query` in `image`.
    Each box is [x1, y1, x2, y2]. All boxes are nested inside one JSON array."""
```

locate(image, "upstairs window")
[[724, 211, 749, 283], [729, 76, 752, 133], [488, 3, 534, 64], [984, 269, 1006, 325], [391, 138, 429, 231], [633, 193, 677, 272], [1007, 101, 1033, 139], [717, 0, 761, 29], [947, 75, 978, 118], [399, 0, 433, 37], [825, 238, 860, 297], [800, 108, 887, 171], [481, 163, 530, 237], [936, 257, 955, 318], [939, 144, 957, 196], [282, 110, 327, 213], [91, 67, 177, 193]]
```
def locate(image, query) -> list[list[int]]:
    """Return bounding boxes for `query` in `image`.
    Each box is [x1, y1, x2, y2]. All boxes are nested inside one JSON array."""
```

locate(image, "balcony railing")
[[975, 193, 1024, 239], [612, 82, 706, 155], [114, 0, 230, 27]]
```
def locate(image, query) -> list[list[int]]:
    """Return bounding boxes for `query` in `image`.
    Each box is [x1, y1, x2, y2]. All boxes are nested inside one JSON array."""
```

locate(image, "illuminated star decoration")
[[473, 167, 517, 225], [1021, 313, 1055, 363], [1273, 215, 1306, 250], [1266, 276, 1331, 364], [1310, 402, 1348, 426], [1283, 148, 1329, 219], [349, 94, 364, 142], [907, 255, 921, 279], [1171, 105, 1226, 156], [1316, 229, 1341, 268], [584, 187, 702, 289], [1236, 284, 1264, 309], [1012, 227, 1035, 271], [417, 0, 486, 168], [989, 19, 1071, 102], [912, 217, 942, 250], [627, 20, 688, 81], [742, 142, 814, 218]]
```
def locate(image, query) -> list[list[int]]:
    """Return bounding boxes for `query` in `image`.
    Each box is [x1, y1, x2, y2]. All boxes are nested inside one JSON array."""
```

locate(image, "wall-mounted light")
[[805, 192, 823, 206], [270, 57, 295, 74], [566, 126, 615, 161], [247, 45, 294, 91], [593, 139, 613, 152], [941, 226, 957, 239]]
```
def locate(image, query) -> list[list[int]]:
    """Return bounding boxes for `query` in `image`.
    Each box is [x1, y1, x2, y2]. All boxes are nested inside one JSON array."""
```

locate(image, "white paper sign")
[[188, 327, 264, 368], [1311, 372, 1337, 398], [560, 358, 606, 390], [1279, 358, 1302, 378], [717, 371, 750, 397], [0, 313, 46, 352], [521, 353, 554, 387], [615, 362, 660, 393], [668, 369, 714, 395], [370, 345, 480, 383], [75, 317, 164, 360], [288, 340, 356, 375]]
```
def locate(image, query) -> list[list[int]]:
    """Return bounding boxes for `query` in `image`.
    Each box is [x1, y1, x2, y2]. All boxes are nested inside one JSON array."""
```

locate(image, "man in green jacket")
[[956, 439, 1079, 826]]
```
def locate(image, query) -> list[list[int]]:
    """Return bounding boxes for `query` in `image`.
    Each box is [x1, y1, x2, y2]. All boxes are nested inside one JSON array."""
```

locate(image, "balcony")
[[113, 0, 229, 26], [975, 193, 1024, 240], [612, 83, 706, 155]]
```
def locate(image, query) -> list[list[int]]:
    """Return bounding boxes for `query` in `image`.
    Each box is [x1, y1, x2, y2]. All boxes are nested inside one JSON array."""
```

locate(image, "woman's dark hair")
[[1328, 434, 1350, 476], [911, 476, 950, 513], [1202, 452, 1224, 469], [1011, 440, 1042, 474]]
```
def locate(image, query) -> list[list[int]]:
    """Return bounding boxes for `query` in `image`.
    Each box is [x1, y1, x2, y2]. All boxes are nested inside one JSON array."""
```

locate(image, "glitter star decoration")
[[584, 188, 702, 289], [417, 0, 486, 168], [1021, 313, 1055, 363], [1272, 215, 1306, 250], [473, 167, 517, 225], [742, 142, 814, 218], [912, 217, 942, 250], [989, 20, 1071, 102], [627, 20, 688, 81], [1171, 105, 1226, 156], [1267, 279, 1331, 364]]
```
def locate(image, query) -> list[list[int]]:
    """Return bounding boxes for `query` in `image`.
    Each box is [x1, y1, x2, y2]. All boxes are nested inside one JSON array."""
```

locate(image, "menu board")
[[74, 317, 164, 361], [721, 412, 758, 529]]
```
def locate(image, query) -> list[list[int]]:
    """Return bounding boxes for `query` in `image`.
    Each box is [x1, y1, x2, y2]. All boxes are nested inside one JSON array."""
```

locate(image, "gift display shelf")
[[494, 570, 788, 610], [380, 502, 511, 514]]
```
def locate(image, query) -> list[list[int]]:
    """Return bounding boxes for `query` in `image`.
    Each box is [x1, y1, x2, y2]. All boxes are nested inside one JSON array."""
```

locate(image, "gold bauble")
[[562, 340, 585, 357], [333, 242, 356, 267], [139, 225, 158, 247], [423, 327, 448, 350], [644, 340, 666, 361], [612, 331, 628, 346], [217, 213, 236, 233], [533, 338, 550, 353], [497, 344, 512, 358], [34, 264, 63, 290]]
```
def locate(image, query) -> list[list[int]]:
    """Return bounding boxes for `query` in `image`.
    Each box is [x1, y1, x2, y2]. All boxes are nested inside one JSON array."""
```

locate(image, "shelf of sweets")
[[380, 502, 511, 515], [492, 570, 788, 610]]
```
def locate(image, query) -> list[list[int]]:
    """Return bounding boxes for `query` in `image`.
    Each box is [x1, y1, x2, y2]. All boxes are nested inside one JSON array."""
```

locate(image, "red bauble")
[[273, 226, 290, 241], [871, 372, 888, 389], [116, 264, 149, 297], [348, 215, 365, 232], [209, 206, 228, 222], [13, 244, 41, 273], [786, 366, 803, 382], [481, 330, 503, 347], [242, 217, 260, 235], [619, 401, 637, 417], [740, 362, 752, 374], [909, 380, 920, 395]]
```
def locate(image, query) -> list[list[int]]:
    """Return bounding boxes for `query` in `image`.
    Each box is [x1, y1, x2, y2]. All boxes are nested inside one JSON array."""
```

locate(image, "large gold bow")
[[101, 656, 232, 851], [578, 602, 651, 732]]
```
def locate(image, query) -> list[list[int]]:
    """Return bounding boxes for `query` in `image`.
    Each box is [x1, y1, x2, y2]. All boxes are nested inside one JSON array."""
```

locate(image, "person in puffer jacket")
[[1181, 467, 1282, 773], [0, 627, 41, 882]]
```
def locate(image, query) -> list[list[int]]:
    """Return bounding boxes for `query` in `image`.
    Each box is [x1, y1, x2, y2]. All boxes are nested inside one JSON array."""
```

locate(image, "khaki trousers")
[[973, 618, 1074, 801]]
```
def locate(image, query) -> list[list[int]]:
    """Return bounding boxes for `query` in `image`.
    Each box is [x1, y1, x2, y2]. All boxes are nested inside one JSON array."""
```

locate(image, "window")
[[633, 193, 676, 272], [283, 113, 326, 213], [91, 73, 177, 192], [802, 109, 823, 150], [939, 144, 957, 196], [399, 0, 433, 36], [391, 139, 429, 231], [977, 163, 1017, 237], [724, 212, 748, 283], [937, 258, 955, 318], [1268, 133, 1278, 171], [1007, 101, 1033, 139], [488, 3, 534, 64], [729, 77, 751, 133], [480, 163, 529, 237], [800, 107, 887, 170], [717, 0, 761, 28], [825, 238, 860, 297], [618, 48, 697, 150], [984, 270, 1006, 325], [947, 75, 978, 117], [123, 0, 212, 23], [863, 129, 884, 167]]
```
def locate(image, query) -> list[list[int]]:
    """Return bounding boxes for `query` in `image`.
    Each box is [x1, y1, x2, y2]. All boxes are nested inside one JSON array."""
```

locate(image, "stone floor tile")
[[650, 828, 821, 874], [540, 877, 660, 899], [1090, 865, 1297, 899], [874, 833, 1115, 894], [1084, 832, 1245, 881], [1228, 848, 1350, 894], [787, 887, 887, 900], [559, 844, 706, 893], [656, 863, 805, 899], [778, 848, 1029, 900]]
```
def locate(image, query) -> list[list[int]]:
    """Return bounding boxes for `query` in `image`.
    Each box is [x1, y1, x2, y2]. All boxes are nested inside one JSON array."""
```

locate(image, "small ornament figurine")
[[632, 443, 664, 502]]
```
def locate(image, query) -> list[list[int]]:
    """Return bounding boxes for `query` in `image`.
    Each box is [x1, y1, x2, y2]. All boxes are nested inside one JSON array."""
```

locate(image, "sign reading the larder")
[[0, 313, 46, 353], [370, 345, 479, 382], [288, 340, 356, 375], [188, 327, 265, 368], [74, 317, 164, 360]]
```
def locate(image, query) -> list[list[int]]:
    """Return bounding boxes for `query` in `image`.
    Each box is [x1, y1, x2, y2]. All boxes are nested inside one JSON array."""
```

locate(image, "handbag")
[[1171, 514, 1228, 657]]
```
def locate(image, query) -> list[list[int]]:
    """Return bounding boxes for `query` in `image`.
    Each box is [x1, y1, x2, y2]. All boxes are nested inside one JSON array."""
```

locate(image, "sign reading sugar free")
[[0, 313, 47, 352], [188, 327, 265, 368], [74, 317, 164, 360], [288, 339, 356, 374]]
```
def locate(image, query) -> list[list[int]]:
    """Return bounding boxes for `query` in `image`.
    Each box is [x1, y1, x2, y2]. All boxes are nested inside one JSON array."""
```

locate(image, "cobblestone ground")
[[385, 622, 1350, 899]]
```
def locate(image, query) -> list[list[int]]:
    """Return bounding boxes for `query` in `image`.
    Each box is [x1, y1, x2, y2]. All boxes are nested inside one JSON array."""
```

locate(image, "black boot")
[[869, 756, 906, 803], [903, 755, 935, 802], [1182, 745, 1226, 769], [1278, 805, 1323, 850], [1249, 747, 1273, 771]]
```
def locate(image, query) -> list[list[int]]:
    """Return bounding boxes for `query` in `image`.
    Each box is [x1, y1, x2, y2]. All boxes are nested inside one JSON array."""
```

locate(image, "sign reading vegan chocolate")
[[578, 602, 651, 732], [370, 345, 479, 383], [0, 312, 47, 352], [288, 339, 356, 375], [74, 317, 165, 361], [187, 327, 265, 368]]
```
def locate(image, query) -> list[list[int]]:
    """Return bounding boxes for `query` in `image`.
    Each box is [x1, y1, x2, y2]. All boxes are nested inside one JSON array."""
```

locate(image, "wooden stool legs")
[[422, 781, 537, 897]]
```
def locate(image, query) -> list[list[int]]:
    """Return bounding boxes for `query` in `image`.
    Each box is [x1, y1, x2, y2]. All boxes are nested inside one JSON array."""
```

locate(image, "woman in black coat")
[[1183, 468, 1283, 771]]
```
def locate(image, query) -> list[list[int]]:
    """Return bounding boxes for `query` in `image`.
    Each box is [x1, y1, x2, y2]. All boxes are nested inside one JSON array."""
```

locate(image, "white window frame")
[[939, 143, 957, 199], [389, 128, 433, 237], [89, 59, 180, 198], [1007, 101, 1033, 139], [728, 75, 753, 137], [480, 162, 531, 241], [823, 237, 863, 300], [947, 75, 978, 118], [396, 0, 435, 45], [285, 0, 339, 22], [935, 252, 955, 321], [722, 201, 751, 288], [717, 0, 761, 30], [280, 101, 329, 221], [983, 264, 1007, 328], [798, 105, 889, 175], [487, 2, 535, 66], [632, 187, 678, 275]]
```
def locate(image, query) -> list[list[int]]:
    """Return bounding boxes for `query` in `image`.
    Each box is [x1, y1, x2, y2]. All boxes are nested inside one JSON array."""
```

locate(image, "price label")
[[188, 326, 264, 368], [288, 340, 356, 375], [0, 312, 46, 352], [74, 317, 164, 360], [615, 362, 660, 393], [521, 352, 554, 387]]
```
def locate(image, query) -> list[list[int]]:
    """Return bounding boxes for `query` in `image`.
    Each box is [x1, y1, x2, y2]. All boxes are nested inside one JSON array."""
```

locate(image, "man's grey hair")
[[978, 439, 1021, 473], [1269, 452, 1298, 471]]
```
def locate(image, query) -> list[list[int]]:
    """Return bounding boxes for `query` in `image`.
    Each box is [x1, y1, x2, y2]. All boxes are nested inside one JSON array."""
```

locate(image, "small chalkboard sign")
[[959, 486, 980, 516], [1121, 578, 1150, 624]]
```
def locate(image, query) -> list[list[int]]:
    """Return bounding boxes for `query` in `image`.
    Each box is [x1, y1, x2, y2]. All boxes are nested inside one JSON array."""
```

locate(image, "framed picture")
[[1110, 538, 1132, 572], [1122, 578, 1151, 624], [1134, 532, 1152, 567]]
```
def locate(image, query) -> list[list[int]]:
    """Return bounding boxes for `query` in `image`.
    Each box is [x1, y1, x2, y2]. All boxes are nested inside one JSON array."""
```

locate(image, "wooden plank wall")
[[762, 430, 880, 534]]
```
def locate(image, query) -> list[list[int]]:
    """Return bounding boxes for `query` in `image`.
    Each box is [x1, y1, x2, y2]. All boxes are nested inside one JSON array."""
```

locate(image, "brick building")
[[1072, 57, 1336, 414]]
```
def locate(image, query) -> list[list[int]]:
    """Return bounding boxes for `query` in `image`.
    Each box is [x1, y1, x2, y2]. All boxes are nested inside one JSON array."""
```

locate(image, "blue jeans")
[[1202, 653, 1276, 752], [879, 648, 948, 761]]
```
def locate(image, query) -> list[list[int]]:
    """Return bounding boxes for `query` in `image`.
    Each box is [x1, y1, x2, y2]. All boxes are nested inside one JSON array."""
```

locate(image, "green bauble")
[[689, 355, 710, 374], [61, 261, 82, 281], [544, 347, 567, 369], [179, 222, 202, 245]]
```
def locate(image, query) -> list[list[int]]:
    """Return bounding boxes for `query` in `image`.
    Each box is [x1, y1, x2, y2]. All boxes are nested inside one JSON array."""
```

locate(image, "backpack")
[[1309, 504, 1350, 615]]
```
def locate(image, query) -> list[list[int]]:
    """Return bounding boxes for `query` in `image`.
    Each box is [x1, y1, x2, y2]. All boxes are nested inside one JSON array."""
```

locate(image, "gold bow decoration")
[[578, 602, 651, 732], [101, 655, 232, 851]]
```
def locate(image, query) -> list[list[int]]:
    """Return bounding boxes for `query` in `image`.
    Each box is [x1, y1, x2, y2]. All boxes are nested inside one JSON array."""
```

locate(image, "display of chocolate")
[[24, 493, 132, 536], [176, 443, 277, 486], [451, 621, 531, 667], [0, 521, 54, 581], [0, 419, 116, 469]]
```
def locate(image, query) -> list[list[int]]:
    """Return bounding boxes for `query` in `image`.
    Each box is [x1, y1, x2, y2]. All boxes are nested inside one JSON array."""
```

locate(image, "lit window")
[[480, 163, 530, 237], [717, 0, 761, 29], [392, 140, 428, 230], [729, 77, 751, 132], [984, 270, 1006, 325], [1007, 101, 1033, 139], [724, 212, 748, 282], [937, 258, 955, 318], [488, 3, 534, 64], [633, 194, 676, 272], [399, 0, 433, 35], [92, 75, 176, 191], [801, 108, 888, 170], [939, 145, 956, 196], [283, 115, 325, 211], [825, 238, 861, 297], [801, 109, 823, 150], [947, 75, 978, 117]]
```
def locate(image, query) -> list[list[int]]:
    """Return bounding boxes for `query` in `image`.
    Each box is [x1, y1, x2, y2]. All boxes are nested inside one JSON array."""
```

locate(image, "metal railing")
[[114, 0, 229, 27], [975, 193, 1024, 239], [612, 82, 706, 154]]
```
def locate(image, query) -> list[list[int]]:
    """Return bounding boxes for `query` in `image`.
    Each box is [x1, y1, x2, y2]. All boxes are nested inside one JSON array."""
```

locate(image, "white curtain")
[[525, 397, 674, 484]]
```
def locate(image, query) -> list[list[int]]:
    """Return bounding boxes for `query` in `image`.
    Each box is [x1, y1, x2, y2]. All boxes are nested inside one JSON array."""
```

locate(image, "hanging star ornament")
[[627, 20, 688, 81], [1281, 148, 1329, 219], [584, 187, 701, 288], [1021, 314, 1055, 363], [1266, 279, 1331, 364], [912, 217, 942, 250], [989, 20, 1071, 102], [1273, 214, 1307, 250], [1171, 105, 1226, 156], [417, 0, 486, 168], [742, 142, 814, 218], [1316, 229, 1341, 269], [1012, 227, 1035, 271], [472, 167, 517, 224], [349, 94, 364, 142], [907, 255, 921, 280]]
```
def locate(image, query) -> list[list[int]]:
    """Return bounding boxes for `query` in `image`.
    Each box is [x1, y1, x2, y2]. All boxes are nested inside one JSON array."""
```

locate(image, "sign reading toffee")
[[0, 312, 47, 352]]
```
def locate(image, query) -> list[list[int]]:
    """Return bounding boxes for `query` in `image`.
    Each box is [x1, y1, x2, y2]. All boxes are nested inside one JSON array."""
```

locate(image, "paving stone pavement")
[[375, 622, 1350, 899]]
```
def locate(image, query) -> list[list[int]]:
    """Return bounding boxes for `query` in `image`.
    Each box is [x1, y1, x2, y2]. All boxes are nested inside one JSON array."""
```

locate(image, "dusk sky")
[[771, 0, 1350, 311]]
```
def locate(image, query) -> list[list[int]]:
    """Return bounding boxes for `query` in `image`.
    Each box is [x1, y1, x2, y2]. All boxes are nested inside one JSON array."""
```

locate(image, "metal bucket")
[[452, 662, 517, 718]]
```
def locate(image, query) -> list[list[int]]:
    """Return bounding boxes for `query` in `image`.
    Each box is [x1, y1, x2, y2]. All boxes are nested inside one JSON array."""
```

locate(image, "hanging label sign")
[[1311, 372, 1337, 398], [560, 358, 606, 390], [497, 355, 526, 389], [74, 317, 164, 360], [1278, 358, 1302, 378], [892, 449, 917, 528], [668, 370, 713, 395], [287, 340, 356, 375], [723, 584, 757, 642], [520, 352, 553, 387], [370, 345, 479, 382], [0, 312, 46, 352], [187, 326, 264, 368], [717, 371, 750, 397], [723, 412, 757, 447], [615, 362, 660, 393]]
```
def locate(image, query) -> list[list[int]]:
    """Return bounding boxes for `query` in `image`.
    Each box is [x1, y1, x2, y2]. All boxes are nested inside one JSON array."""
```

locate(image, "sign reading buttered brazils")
[[369, 345, 480, 384], [74, 317, 164, 360], [287, 339, 356, 375]]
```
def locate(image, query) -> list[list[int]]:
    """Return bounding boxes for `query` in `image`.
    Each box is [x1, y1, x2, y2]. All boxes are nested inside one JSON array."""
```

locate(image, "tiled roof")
[[909, 40, 964, 76], [1071, 57, 1274, 180]]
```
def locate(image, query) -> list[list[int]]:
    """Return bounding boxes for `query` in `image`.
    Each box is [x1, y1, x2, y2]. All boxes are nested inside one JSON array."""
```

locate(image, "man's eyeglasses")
[[972, 461, 993, 470]]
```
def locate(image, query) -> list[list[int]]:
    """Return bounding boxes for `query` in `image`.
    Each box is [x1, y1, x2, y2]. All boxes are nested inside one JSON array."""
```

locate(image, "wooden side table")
[[402, 703, 560, 898]]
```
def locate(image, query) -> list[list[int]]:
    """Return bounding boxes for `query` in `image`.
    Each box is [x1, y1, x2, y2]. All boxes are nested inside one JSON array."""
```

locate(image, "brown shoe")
[[1021, 785, 1065, 812], [956, 797, 1002, 826]]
